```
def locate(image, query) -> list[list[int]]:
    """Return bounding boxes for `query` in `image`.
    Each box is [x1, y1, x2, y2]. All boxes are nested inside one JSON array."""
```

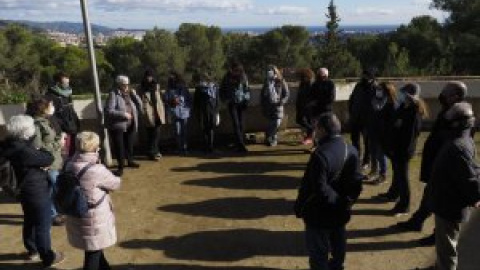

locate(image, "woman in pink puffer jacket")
[[65, 131, 121, 270]]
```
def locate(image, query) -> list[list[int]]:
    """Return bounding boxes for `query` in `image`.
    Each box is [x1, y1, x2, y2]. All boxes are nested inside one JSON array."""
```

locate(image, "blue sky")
[[0, 0, 447, 29]]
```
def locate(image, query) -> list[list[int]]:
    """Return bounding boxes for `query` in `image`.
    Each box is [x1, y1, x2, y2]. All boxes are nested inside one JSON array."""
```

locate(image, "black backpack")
[[54, 163, 106, 218]]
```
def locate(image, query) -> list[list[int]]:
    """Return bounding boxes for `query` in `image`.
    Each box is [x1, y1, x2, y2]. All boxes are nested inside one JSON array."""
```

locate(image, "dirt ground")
[[0, 131, 478, 270]]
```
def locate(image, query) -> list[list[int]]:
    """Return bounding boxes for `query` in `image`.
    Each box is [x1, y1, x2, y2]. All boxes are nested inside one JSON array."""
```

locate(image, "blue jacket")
[[164, 86, 192, 120]]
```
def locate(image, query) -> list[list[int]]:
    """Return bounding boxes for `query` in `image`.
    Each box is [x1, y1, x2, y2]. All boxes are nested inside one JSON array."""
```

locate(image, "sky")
[[0, 0, 447, 29]]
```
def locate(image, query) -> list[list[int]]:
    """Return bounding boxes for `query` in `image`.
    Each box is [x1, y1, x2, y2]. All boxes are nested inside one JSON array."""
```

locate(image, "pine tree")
[[325, 0, 340, 50]]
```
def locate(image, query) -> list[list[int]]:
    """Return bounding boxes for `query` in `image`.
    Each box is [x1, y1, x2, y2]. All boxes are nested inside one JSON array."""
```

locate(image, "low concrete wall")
[[1, 80, 480, 145]]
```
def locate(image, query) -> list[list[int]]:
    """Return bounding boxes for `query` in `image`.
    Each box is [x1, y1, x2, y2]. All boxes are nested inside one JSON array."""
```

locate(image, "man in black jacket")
[[295, 113, 363, 270], [306, 68, 335, 117], [348, 69, 377, 170], [397, 81, 468, 245], [45, 72, 80, 157], [430, 102, 480, 270]]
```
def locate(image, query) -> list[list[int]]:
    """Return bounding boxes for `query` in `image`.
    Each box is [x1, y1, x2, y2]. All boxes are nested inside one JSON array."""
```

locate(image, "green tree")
[[103, 37, 143, 84], [383, 42, 410, 76]]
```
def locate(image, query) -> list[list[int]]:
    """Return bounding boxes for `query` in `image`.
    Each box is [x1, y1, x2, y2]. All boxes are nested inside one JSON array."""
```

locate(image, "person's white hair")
[[116, 75, 129, 85], [76, 131, 100, 153], [318, 67, 329, 77], [6, 114, 36, 140]]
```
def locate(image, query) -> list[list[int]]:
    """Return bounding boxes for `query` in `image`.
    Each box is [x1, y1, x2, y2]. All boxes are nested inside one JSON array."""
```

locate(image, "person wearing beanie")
[[380, 83, 428, 216], [429, 101, 480, 270], [397, 81, 468, 246], [105, 75, 143, 176]]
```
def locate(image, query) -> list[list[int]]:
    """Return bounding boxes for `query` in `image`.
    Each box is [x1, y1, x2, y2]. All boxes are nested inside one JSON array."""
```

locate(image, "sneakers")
[[25, 251, 40, 261], [52, 215, 66, 226], [44, 251, 65, 268], [397, 220, 423, 232]]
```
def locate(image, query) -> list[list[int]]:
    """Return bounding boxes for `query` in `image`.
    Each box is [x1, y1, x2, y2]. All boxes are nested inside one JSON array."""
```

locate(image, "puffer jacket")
[[65, 152, 121, 251], [32, 116, 63, 170], [261, 79, 290, 119]]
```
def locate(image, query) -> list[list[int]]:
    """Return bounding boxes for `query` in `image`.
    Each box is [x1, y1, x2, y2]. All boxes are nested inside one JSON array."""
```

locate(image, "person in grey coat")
[[261, 65, 289, 146], [105, 75, 143, 176]]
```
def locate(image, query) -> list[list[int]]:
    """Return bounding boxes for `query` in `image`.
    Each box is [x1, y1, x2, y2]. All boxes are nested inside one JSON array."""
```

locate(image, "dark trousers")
[[84, 250, 111, 270], [350, 123, 369, 165], [109, 127, 135, 170], [305, 224, 346, 270], [201, 113, 216, 151], [146, 126, 161, 157], [389, 159, 411, 210], [410, 183, 433, 225], [228, 103, 246, 148], [297, 114, 313, 137], [174, 119, 188, 151], [21, 198, 55, 266]]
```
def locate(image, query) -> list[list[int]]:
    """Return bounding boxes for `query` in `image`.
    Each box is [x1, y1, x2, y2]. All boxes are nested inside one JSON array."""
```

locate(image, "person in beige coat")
[[65, 131, 121, 270], [139, 69, 166, 160]]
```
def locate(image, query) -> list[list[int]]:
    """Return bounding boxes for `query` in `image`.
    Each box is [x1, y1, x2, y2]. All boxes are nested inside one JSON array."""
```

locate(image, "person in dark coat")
[[105, 75, 143, 176], [348, 69, 377, 169], [260, 65, 290, 147], [295, 68, 315, 145], [381, 83, 427, 215], [429, 102, 480, 270], [365, 81, 394, 184], [45, 72, 80, 157], [1, 115, 65, 267], [164, 71, 192, 155], [294, 113, 363, 270], [139, 69, 166, 161], [306, 68, 335, 118], [397, 81, 468, 245], [194, 72, 220, 153], [220, 61, 250, 152]]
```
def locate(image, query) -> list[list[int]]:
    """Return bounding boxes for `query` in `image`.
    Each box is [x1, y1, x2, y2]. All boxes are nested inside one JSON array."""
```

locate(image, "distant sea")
[[221, 25, 399, 35]]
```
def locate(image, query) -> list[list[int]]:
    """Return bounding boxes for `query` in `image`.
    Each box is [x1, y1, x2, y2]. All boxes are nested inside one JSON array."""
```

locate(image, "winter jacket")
[[219, 73, 250, 106], [1, 138, 53, 203], [348, 80, 376, 127], [367, 97, 395, 142], [32, 116, 63, 170], [194, 82, 219, 127], [384, 103, 422, 161], [45, 86, 80, 135], [431, 129, 480, 223], [164, 86, 192, 120], [419, 109, 450, 183], [105, 89, 142, 132], [296, 80, 312, 123], [295, 135, 363, 229], [139, 82, 166, 127], [65, 152, 121, 251], [260, 79, 290, 119], [305, 79, 335, 117]]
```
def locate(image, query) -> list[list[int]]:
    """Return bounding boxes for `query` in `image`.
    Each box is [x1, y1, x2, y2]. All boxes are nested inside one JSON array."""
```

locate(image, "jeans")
[[228, 103, 246, 148], [305, 224, 346, 270], [388, 159, 410, 210], [350, 123, 370, 165], [266, 118, 282, 144], [84, 250, 111, 270], [48, 170, 59, 218], [21, 198, 55, 266], [368, 137, 387, 175], [435, 215, 461, 270], [109, 127, 136, 170], [174, 119, 188, 151], [146, 126, 161, 157]]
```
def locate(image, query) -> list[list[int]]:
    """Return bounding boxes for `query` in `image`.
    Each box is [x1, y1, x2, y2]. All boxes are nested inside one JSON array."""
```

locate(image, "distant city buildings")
[[46, 29, 146, 47]]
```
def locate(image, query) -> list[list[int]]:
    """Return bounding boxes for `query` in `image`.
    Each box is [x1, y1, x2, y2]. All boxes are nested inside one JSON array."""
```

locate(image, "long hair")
[[26, 96, 50, 117], [379, 82, 397, 104], [267, 65, 283, 81], [297, 68, 314, 84], [414, 99, 429, 119]]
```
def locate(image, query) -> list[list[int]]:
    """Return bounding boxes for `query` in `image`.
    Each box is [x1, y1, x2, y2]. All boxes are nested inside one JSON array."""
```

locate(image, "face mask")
[[375, 90, 384, 98], [267, 70, 275, 80], [46, 106, 55, 116]]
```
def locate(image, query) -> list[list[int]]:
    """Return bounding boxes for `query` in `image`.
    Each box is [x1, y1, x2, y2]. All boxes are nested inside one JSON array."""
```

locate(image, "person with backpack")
[[1, 115, 65, 267], [294, 113, 363, 270], [139, 69, 166, 161], [105, 75, 143, 176], [260, 65, 290, 147], [27, 96, 66, 226], [164, 71, 192, 155], [194, 72, 220, 153], [63, 131, 120, 270], [45, 72, 80, 157], [220, 61, 250, 153]]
